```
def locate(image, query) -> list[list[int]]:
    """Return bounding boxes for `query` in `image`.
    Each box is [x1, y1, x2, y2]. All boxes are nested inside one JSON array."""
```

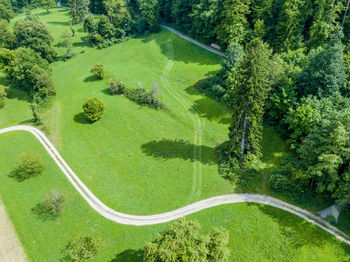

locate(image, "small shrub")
[[269, 173, 293, 193], [91, 33, 103, 44], [90, 64, 104, 80], [10, 151, 45, 181], [31, 102, 42, 125], [65, 235, 100, 262], [32, 190, 65, 220], [109, 78, 126, 95], [125, 88, 166, 110], [82, 98, 105, 122]]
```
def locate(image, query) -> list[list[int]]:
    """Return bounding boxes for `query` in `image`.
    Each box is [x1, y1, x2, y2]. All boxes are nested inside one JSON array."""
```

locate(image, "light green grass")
[[0, 7, 350, 261]]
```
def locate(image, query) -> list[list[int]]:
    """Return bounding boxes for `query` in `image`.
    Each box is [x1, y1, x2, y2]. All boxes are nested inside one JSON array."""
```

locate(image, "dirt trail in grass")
[[0, 200, 27, 262], [161, 34, 204, 202]]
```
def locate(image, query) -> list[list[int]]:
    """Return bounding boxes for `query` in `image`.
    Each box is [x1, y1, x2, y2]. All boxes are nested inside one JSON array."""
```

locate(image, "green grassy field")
[[1, 7, 350, 261]]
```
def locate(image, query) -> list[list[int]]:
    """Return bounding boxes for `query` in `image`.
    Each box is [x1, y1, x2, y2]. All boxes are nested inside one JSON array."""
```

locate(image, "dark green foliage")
[[0, 85, 6, 109], [40, 0, 56, 13], [10, 151, 45, 181], [228, 38, 272, 163], [214, 0, 251, 46], [138, 0, 160, 32], [190, 0, 221, 42], [109, 78, 126, 95], [31, 101, 43, 125], [97, 15, 115, 39], [64, 235, 100, 261], [298, 33, 346, 98], [0, 19, 16, 49], [14, 16, 57, 62], [68, 0, 90, 24], [83, 98, 105, 122], [90, 63, 104, 79], [124, 87, 166, 110], [269, 173, 294, 193], [0, 3, 14, 21], [8, 47, 51, 92], [144, 218, 230, 262], [284, 102, 314, 149]]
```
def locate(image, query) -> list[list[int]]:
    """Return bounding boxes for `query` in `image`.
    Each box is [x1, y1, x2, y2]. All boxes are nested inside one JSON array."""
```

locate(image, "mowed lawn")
[[0, 8, 350, 261]]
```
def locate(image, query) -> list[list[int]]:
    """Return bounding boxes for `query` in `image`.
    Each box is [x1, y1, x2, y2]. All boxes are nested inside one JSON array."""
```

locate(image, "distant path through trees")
[[160, 25, 225, 56]]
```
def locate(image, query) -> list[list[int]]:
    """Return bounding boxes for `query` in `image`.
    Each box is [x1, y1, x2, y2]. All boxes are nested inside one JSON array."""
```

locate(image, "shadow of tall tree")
[[141, 139, 216, 165], [141, 30, 220, 65], [254, 204, 350, 252], [110, 249, 143, 262]]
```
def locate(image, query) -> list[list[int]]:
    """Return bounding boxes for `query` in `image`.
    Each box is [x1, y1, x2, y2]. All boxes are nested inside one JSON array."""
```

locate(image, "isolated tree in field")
[[144, 218, 230, 262], [83, 98, 105, 122], [60, 30, 74, 59], [215, 0, 251, 45], [0, 85, 6, 109], [228, 38, 272, 163], [65, 235, 100, 261], [40, 0, 56, 13], [90, 64, 105, 79], [139, 0, 160, 32], [298, 31, 346, 98], [10, 151, 45, 181], [14, 17, 56, 62]]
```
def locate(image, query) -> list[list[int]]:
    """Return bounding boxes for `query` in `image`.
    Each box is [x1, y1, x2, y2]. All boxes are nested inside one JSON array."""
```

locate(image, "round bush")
[[82, 98, 105, 122]]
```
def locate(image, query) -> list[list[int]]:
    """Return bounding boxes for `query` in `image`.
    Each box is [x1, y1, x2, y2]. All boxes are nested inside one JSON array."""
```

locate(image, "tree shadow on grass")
[[73, 36, 90, 47], [190, 97, 231, 124], [73, 112, 90, 125], [141, 30, 221, 65], [4, 87, 31, 102], [141, 139, 216, 165], [254, 203, 350, 252], [110, 249, 143, 262], [84, 75, 100, 82], [46, 21, 71, 26]]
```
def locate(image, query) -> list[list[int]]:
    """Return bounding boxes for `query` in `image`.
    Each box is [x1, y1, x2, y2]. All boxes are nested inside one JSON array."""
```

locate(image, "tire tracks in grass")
[[160, 34, 204, 202]]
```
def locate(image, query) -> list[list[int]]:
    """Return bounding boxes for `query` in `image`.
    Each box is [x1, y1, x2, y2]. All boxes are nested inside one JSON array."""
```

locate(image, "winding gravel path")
[[1, 125, 350, 245]]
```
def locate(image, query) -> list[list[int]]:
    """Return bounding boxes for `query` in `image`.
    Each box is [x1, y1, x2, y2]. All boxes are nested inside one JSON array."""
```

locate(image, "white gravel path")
[[1, 125, 350, 245]]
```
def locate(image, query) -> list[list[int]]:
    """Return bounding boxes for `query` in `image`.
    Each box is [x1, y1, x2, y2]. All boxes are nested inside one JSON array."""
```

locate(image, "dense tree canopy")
[[144, 219, 230, 262], [228, 38, 272, 163], [14, 15, 56, 62]]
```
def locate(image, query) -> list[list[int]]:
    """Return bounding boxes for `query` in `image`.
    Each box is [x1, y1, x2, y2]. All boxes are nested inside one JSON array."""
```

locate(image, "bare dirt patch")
[[0, 200, 27, 262]]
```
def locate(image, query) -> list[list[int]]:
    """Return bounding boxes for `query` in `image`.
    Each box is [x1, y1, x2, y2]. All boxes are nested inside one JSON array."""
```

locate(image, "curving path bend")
[[1, 125, 350, 245]]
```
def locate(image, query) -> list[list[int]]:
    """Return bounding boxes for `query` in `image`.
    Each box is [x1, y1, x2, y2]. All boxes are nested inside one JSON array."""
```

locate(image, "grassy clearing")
[[0, 7, 350, 261]]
